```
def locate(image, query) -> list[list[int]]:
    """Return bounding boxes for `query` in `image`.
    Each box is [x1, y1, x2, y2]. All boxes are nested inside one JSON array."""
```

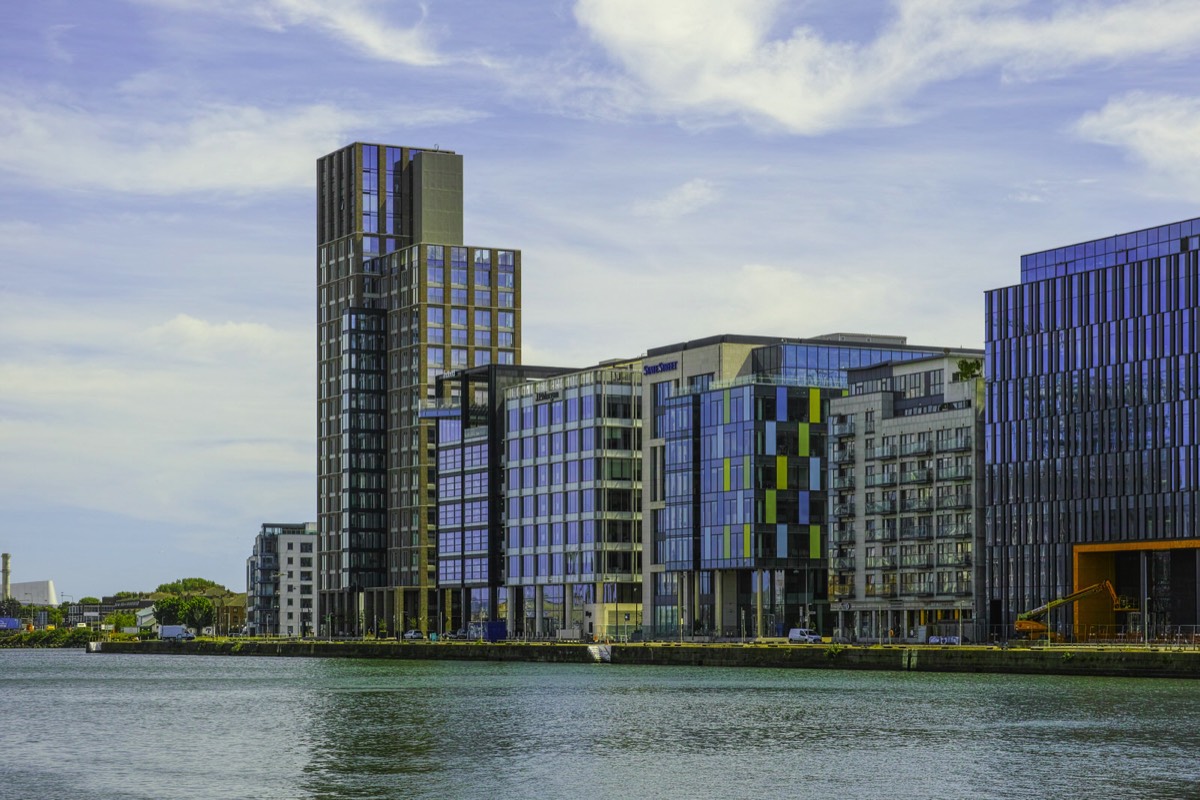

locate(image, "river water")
[[2, 649, 1198, 799]]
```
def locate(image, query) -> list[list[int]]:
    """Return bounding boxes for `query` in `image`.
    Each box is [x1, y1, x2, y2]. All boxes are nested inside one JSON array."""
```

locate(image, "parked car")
[[787, 628, 822, 644], [443, 629, 468, 640], [402, 629, 424, 640]]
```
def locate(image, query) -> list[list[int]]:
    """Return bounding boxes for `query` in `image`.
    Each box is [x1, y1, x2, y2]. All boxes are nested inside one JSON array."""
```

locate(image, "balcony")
[[866, 555, 897, 570], [866, 445, 898, 460], [831, 422, 856, 437], [831, 474, 855, 490], [939, 581, 974, 596], [901, 497, 933, 513], [832, 556, 857, 571], [900, 468, 932, 485], [865, 585, 897, 598], [900, 441, 932, 457], [936, 554, 972, 567], [832, 502, 857, 518], [865, 472, 897, 488], [937, 523, 974, 539], [899, 554, 933, 569], [899, 525, 932, 541], [865, 499, 896, 515], [937, 436, 973, 452], [865, 528, 897, 543], [899, 583, 936, 597], [831, 449, 856, 464], [830, 581, 855, 599], [831, 526, 857, 545], [936, 465, 972, 481], [938, 494, 973, 510]]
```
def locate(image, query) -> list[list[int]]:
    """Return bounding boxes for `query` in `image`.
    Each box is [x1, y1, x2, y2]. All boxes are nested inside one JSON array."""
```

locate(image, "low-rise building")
[[247, 523, 317, 636]]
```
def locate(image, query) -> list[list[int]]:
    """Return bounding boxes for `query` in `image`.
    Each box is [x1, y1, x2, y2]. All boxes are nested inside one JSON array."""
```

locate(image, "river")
[[2, 649, 1197, 799]]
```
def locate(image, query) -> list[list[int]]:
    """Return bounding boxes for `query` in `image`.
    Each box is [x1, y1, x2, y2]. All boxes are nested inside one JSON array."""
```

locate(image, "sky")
[[3, 0, 1200, 599]]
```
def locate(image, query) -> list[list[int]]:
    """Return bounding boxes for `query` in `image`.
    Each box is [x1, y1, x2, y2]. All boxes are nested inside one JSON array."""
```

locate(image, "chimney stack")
[[2, 553, 10, 599]]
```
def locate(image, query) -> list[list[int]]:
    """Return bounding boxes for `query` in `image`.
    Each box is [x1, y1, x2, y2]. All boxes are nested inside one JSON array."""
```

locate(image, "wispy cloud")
[[572, 0, 1200, 133], [1075, 91, 1200, 198], [633, 178, 719, 219], [0, 94, 482, 194], [134, 0, 444, 66]]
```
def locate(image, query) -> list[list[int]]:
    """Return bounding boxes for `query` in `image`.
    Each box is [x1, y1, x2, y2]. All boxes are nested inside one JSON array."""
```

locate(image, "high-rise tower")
[[316, 143, 521, 635]]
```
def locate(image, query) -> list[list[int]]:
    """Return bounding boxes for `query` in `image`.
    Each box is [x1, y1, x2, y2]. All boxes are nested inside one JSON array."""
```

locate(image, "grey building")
[[247, 522, 317, 636], [316, 144, 521, 636], [826, 354, 985, 643]]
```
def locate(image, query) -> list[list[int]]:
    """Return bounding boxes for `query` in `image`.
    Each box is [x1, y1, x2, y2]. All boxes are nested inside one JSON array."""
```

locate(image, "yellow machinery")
[[1015, 580, 1138, 639]]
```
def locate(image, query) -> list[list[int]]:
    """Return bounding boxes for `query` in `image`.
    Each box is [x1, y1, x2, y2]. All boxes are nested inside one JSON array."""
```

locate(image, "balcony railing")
[[899, 583, 936, 597], [867, 445, 898, 460], [899, 554, 933, 568], [900, 441, 932, 457], [900, 468, 932, 484], [899, 525, 932, 541], [901, 497, 933, 513], [939, 581, 974, 596], [831, 422, 856, 437], [937, 494, 973, 510], [865, 585, 897, 598], [937, 523, 974, 538], [865, 528, 897, 543], [832, 556, 857, 571], [936, 554, 972, 567], [831, 449, 856, 464], [831, 526, 857, 545], [936, 465, 973, 481], [865, 500, 896, 515], [831, 474, 855, 490], [936, 437, 973, 452], [865, 472, 897, 488], [866, 556, 897, 569], [830, 581, 855, 598], [832, 502, 857, 517]]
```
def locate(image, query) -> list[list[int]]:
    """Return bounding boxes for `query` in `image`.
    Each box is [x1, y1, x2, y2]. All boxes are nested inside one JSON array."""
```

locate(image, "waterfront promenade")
[[93, 638, 1200, 679]]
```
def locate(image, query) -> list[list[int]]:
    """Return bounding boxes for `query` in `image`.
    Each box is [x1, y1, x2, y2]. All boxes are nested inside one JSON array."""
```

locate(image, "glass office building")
[[986, 217, 1200, 639]]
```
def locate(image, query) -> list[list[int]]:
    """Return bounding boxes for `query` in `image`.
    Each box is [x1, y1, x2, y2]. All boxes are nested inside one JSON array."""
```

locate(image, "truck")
[[159, 625, 195, 642], [1015, 580, 1137, 640]]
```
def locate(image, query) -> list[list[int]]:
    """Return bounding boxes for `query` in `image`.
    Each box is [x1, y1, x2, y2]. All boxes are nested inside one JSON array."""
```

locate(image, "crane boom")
[[1015, 580, 1137, 637]]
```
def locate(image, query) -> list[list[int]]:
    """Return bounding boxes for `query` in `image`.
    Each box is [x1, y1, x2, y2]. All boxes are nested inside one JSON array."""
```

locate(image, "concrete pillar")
[[564, 585, 574, 634], [713, 571, 722, 637], [505, 591, 516, 638], [755, 570, 764, 638]]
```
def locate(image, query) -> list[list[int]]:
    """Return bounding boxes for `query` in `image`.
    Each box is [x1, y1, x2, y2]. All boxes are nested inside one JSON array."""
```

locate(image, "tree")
[[156, 578, 225, 595], [112, 591, 141, 601], [103, 611, 137, 630], [0, 597, 20, 617], [154, 596, 186, 626], [956, 359, 983, 380], [79, 596, 101, 605], [154, 595, 214, 631], [183, 597, 215, 632]]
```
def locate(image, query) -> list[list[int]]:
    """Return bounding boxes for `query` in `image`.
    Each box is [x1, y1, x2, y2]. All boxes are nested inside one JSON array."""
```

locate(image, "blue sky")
[[3, 0, 1200, 599]]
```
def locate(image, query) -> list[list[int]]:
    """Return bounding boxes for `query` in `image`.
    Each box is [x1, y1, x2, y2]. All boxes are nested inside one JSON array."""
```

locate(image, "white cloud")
[[573, 0, 1200, 133], [633, 178, 719, 219], [1075, 92, 1200, 197], [0, 94, 483, 195], [134, 0, 443, 66]]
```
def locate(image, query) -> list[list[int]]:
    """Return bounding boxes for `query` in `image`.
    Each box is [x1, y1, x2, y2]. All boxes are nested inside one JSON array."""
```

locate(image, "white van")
[[787, 628, 822, 644]]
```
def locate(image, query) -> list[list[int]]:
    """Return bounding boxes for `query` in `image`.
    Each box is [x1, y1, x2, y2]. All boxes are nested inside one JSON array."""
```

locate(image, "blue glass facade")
[[986, 217, 1200, 636]]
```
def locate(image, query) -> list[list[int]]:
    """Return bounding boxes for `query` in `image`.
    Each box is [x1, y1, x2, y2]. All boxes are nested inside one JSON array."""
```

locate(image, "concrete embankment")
[[92, 639, 1200, 678]]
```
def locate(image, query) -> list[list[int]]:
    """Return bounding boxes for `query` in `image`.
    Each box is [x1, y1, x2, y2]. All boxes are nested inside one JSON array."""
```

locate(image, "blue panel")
[[777, 525, 787, 558], [765, 421, 776, 455], [809, 458, 821, 490], [797, 492, 809, 525]]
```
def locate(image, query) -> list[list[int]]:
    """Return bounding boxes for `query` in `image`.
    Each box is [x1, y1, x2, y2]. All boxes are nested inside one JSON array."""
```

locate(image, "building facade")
[[641, 334, 952, 639], [986, 217, 1200, 640], [503, 363, 644, 640], [247, 522, 317, 636], [316, 143, 520, 636], [826, 354, 985, 642]]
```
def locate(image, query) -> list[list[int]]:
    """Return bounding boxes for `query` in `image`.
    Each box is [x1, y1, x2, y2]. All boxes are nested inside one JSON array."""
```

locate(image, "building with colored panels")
[[826, 354, 985, 643], [502, 363, 643, 640], [316, 143, 520, 636], [641, 334, 951, 639], [986, 217, 1200, 639]]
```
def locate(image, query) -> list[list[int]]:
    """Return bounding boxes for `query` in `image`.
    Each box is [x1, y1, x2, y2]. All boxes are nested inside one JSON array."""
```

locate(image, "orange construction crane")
[[1015, 580, 1138, 639]]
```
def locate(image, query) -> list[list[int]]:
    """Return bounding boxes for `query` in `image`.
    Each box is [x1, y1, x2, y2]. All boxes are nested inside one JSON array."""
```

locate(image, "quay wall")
[[92, 640, 1200, 678]]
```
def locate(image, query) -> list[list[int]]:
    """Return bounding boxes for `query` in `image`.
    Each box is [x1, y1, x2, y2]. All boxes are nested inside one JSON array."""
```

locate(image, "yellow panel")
[[776, 455, 787, 489], [798, 423, 810, 457], [723, 525, 730, 559], [723, 389, 730, 424], [809, 388, 821, 422], [766, 490, 776, 524], [723, 458, 730, 492], [744, 523, 751, 558], [809, 525, 820, 559], [743, 455, 751, 489]]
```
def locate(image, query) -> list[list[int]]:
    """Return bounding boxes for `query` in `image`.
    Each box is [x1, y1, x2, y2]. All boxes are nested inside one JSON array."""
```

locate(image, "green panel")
[[723, 458, 731, 491], [809, 525, 821, 559], [798, 423, 810, 457], [743, 524, 751, 558], [723, 389, 730, 424], [743, 455, 751, 489], [809, 388, 821, 422], [766, 490, 776, 524], [776, 455, 787, 489], [723, 525, 730, 559]]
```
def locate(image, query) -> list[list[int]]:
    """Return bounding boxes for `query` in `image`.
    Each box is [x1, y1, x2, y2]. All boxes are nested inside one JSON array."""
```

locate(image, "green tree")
[[956, 359, 983, 380], [0, 597, 20, 617], [154, 596, 186, 625], [79, 596, 101, 605], [156, 578, 225, 595], [47, 607, 64, 627], [104, 611, 137, 630], [183, 597, 215, 631], [112, 591, 141, 601]]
